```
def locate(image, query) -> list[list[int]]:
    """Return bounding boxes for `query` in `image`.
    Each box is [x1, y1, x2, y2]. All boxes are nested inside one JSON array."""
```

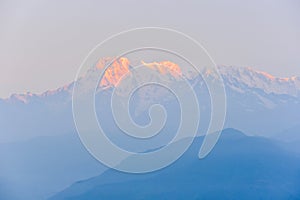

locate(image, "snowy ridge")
[[217, 66, 300, 97], [3, 59, 300, 103]]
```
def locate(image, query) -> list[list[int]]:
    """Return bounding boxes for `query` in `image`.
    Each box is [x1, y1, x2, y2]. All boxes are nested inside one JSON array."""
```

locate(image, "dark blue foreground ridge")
[[50, 128, 300, 200]]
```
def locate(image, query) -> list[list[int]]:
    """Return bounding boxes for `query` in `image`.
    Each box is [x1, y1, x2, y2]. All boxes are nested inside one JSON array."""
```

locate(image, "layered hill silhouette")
[[50, 129, 300, 200]]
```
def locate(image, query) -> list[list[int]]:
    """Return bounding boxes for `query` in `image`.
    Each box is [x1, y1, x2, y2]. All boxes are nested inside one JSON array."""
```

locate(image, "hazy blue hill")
[[0, 133, 106, 200], [274, 124, 300, 154], [50, 129, 300, 200]]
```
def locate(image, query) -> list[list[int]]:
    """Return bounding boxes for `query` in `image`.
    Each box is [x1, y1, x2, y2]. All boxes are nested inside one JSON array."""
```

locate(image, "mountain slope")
[[50, 129, 300, 200]]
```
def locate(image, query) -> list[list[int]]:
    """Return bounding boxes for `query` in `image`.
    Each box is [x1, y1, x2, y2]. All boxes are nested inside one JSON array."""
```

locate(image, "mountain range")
[[1, 58, 300, 199], [1, 58, 299, 142]]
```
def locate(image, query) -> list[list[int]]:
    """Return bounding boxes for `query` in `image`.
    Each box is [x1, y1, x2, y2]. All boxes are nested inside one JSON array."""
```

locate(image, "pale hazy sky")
[[0, 0, 299, 98]]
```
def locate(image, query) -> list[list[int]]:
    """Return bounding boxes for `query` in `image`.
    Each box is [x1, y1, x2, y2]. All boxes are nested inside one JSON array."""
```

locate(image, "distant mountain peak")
[[141, 60, 182, 77], [95, 57, 131, 87], [93, 57, 183, 88]]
